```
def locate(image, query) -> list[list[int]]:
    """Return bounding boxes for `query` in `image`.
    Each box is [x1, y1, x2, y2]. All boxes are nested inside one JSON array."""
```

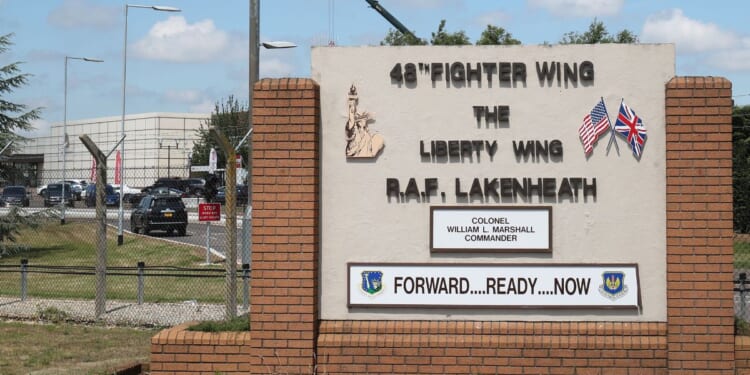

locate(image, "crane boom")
[[364, 0, 416, 39]]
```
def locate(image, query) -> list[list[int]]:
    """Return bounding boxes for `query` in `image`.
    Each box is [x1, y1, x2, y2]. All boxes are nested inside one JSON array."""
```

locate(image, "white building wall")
[[22, 112, 209, 188]]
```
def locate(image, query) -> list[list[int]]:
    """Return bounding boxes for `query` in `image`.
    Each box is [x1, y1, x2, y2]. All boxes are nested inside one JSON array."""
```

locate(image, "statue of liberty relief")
[[345, 85, 384, 158]]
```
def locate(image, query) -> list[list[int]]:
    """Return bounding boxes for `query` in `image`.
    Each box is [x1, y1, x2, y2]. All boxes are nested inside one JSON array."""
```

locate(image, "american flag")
[[614, 101, 647, 158], [578, 98, 611, 155]]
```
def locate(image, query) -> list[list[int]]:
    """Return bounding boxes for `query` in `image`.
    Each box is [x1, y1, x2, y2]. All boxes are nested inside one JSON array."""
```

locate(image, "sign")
[[208, 147, 217, 174], [348, 263, 640, 309], [431, 206, 551, 252], [198, 203, 221, 222], [314, 45, 673, 321], [236, 154, 242, 168]]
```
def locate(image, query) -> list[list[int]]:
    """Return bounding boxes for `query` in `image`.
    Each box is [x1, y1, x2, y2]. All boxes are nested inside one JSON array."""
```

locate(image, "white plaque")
[[349, 263, 640, 309], [431, 206, 552, 252]]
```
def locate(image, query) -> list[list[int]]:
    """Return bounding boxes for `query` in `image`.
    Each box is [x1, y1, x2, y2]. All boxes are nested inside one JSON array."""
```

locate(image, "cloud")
[[47, 0, 119, 30], [706, 40, 750, 71], [164, 90, 215, 114], [131, 16, 244, 63], [475, 11, 512, 28], [528, 0, 623, 17], [259, 57, 296, 78], [641, 9, 738, 53]]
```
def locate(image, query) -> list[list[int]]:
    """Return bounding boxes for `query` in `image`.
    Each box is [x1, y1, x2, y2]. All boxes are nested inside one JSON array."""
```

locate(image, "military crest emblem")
[[598, 271, 628, 300], [360, 271, 383, 296]]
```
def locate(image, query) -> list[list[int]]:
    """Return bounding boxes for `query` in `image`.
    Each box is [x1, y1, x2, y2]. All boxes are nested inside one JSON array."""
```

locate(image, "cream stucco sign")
[[312, 44, 674, 321]]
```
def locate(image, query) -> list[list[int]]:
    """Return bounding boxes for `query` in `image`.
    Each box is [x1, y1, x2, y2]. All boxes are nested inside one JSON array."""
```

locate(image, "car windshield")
[[3, 187, 25, 195], [47, 184, 64, 193], [153, 198, 184, 210]]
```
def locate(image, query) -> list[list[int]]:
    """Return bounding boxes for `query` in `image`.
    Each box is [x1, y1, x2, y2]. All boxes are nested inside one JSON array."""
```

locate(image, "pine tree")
[[0, 33, 42, 154]]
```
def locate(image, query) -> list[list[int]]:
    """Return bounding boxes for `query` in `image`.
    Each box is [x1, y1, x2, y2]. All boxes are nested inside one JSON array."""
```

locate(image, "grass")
[[0, 220, 229, 303], [737, 240, 750, 269], [0, 319, 156, 375], [188, 313, 249, 332]]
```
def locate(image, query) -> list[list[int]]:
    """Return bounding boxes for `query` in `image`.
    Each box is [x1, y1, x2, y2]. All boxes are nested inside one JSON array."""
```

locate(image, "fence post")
[[741, 273, 747, 320], [137, 261, 145, 305], [20, 259, 28, 301], [242, 263, 250, 311]]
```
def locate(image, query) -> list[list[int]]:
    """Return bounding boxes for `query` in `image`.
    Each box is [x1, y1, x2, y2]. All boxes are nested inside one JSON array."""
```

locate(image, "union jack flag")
[[578, 98, 611, 156], [614, 101, 647, 158]]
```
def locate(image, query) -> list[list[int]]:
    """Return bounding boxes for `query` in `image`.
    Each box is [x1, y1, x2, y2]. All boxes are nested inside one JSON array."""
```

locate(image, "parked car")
[[84, 184, 120, 207], [1, 186, 30, 207], [112, 184, 141, 203], [38, 180, 83, 200], [43, 183, 75, 207], [214, 185, 248, 205], [130, 194, 188, 236], [129, 186, 185, 205], [184, 178, 206, 196], [153, 177, 189, 191]]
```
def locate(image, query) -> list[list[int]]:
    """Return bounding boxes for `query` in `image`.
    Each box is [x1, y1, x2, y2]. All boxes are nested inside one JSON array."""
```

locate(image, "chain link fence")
[[736, 234, 750, 329], [0, 168, 251, 327]]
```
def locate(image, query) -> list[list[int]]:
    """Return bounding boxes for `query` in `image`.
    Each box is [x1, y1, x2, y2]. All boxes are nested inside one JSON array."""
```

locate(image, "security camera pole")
[[209, 127, 237, 319]]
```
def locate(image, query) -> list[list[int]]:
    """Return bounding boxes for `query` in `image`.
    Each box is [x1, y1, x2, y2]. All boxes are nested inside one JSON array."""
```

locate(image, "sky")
[[1, 0, 749, 137]]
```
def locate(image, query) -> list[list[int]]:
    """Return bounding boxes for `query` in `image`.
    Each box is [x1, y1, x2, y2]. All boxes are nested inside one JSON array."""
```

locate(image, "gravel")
[[0, 296, 247, 327]]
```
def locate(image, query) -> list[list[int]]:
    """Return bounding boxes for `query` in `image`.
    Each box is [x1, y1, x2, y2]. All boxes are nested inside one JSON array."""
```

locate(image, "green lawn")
[[0, 220, 229, 303], [0, 320, 155, 375], [737, 240, 750, 269]]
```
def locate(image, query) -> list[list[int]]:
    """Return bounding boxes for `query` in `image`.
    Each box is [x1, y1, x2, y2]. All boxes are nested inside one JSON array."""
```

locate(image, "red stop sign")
[[198, 203, 221, 221]]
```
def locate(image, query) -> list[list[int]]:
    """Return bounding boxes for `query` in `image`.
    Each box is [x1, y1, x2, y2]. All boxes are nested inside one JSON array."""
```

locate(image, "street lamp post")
[[118, 4, 181, 245], [63, 56, 103, 225], [159, 139, 179, 177]]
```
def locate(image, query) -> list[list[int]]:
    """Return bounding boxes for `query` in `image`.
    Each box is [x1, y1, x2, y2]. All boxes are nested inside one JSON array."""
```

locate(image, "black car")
[[130, 194, 188, 236], [214, 185, 249, 205], [43, 183, 75, 207], [1, 186, 30, 207]]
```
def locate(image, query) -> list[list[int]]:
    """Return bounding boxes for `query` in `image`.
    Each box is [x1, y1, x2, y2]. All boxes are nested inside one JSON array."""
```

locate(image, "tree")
[[191, 96, 249, 171], [734, 105, 750, 232], [0, 33, 42, 154], [380, 29, 427, 46], [430, 20, 471, 45], [559, 19, 638, 44], [476, 25, 521, 46]]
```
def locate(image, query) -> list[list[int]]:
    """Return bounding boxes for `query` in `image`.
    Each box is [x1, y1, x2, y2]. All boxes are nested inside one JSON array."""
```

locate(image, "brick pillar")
[[248, 78, 319, 374], [666, 77, 734, 374]]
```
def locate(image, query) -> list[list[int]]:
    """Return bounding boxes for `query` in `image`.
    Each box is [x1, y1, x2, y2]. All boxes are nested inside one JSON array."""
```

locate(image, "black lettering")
[[455, 178, 467, 199], [404, 178, 420, 197], [386, 178, 400, 198], [580, 61, 594, 81], [394, 276, 403, 293], [466, 63, 481, 84], [431, 62, 443, 82]]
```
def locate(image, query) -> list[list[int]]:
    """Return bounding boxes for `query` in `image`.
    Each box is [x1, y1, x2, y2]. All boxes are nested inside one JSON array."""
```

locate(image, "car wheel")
[[86, 200, 93, 207], [39, 189, 46, 196], [131, 222, 139, 234], [68, 201, 74, 208], [178, 226, 187, 236], [143, 225, 151, 235], [167, 228, 175, 236]]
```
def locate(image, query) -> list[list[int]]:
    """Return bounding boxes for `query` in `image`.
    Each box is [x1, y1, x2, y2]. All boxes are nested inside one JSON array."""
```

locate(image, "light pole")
[[63, 56, 103, 225], [118, 4, 181, 245], [158, 139, 179, 177]]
